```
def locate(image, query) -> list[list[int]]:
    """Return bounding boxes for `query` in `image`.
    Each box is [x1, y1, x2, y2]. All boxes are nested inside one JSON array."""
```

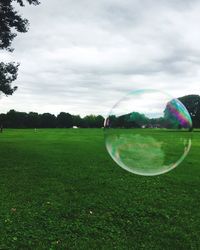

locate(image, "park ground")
[[0, 129, 200, 249]]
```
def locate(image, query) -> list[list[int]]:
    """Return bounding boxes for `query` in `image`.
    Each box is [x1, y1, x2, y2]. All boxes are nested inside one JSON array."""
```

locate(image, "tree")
[[6, 109, 28, 128], [179, 95, 200, 128], [57, 112, 73, 128], [81, 115, 105, 128], [26, 112, 40, 128], [95, 115, 104, 128], [0, 62, 19, 95], [104, 115, 117, 128], [0, 0, 40, 95], [128, 112, 149, 128], [72, 115, 82, 127], [0, 113, 6, 127], [105, 112, 149, 128], [83, 115, 96, 128], [39, 113, 56, 128]]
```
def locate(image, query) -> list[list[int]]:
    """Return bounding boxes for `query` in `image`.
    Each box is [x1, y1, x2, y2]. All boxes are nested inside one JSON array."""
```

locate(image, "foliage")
[[82, 115, 104, 128], [0, 0, 40, 95], [0, 110, 105, 128], [179, 95, 200, 128], [57, 112, 73, 128], [1, 95, 200, 128], [0, 62, 18, 95], [107, 112, 152, 128]]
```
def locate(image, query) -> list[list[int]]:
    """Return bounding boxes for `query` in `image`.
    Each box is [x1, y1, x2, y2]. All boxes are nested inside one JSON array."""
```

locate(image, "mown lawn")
[[0, 129, 199, 249]]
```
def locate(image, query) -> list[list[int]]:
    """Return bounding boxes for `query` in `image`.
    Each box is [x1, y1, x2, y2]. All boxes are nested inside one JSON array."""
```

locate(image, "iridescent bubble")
[[104, 89, 192, 176]]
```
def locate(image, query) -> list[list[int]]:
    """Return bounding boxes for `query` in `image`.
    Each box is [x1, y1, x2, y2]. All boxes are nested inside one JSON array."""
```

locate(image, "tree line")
[[0, 95, 199, 129], [0, 110, 104, 128]]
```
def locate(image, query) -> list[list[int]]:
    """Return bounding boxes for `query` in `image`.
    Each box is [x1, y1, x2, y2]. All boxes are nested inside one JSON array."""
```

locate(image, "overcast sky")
[[1, 0, 200, 116]]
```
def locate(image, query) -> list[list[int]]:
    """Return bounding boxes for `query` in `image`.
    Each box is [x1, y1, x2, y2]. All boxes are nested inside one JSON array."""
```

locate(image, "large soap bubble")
[[104, 89, 192, 176]]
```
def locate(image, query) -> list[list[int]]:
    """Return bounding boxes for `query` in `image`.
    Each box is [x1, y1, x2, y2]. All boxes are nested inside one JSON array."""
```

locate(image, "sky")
[[1, 0, 200, 116]]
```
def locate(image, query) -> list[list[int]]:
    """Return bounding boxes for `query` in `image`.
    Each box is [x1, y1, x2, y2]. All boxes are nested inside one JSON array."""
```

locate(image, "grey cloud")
[[1, 0, 200, 116]]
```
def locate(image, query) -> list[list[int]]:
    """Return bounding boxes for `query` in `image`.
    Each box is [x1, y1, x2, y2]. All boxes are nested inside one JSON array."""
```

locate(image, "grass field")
[[0, 129, 200, 249]]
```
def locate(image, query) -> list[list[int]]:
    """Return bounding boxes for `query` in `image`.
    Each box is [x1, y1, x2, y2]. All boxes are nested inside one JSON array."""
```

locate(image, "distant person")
[[0, 125, 3, 133]]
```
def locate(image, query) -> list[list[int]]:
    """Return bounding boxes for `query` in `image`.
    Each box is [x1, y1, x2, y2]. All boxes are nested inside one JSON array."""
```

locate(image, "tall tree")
[[40, 113, 56, 128], [57, 112, 73, 128], [95, 115, 104, 128], [72, 115, 83, 127], [6, 109, 28, 128], [179, 95, 200, 128], [83, 115, 97, 128], [26, 112, 40, 128], [0, 0, 40, 95]]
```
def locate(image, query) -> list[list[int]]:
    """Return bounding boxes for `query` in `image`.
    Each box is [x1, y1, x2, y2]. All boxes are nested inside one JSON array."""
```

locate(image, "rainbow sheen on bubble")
[[165, 99, 192, 128], [104, 89, 192, 176]]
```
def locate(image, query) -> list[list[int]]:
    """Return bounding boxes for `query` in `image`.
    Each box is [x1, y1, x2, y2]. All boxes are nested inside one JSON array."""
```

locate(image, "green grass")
[[0, 129, 200, 249]]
